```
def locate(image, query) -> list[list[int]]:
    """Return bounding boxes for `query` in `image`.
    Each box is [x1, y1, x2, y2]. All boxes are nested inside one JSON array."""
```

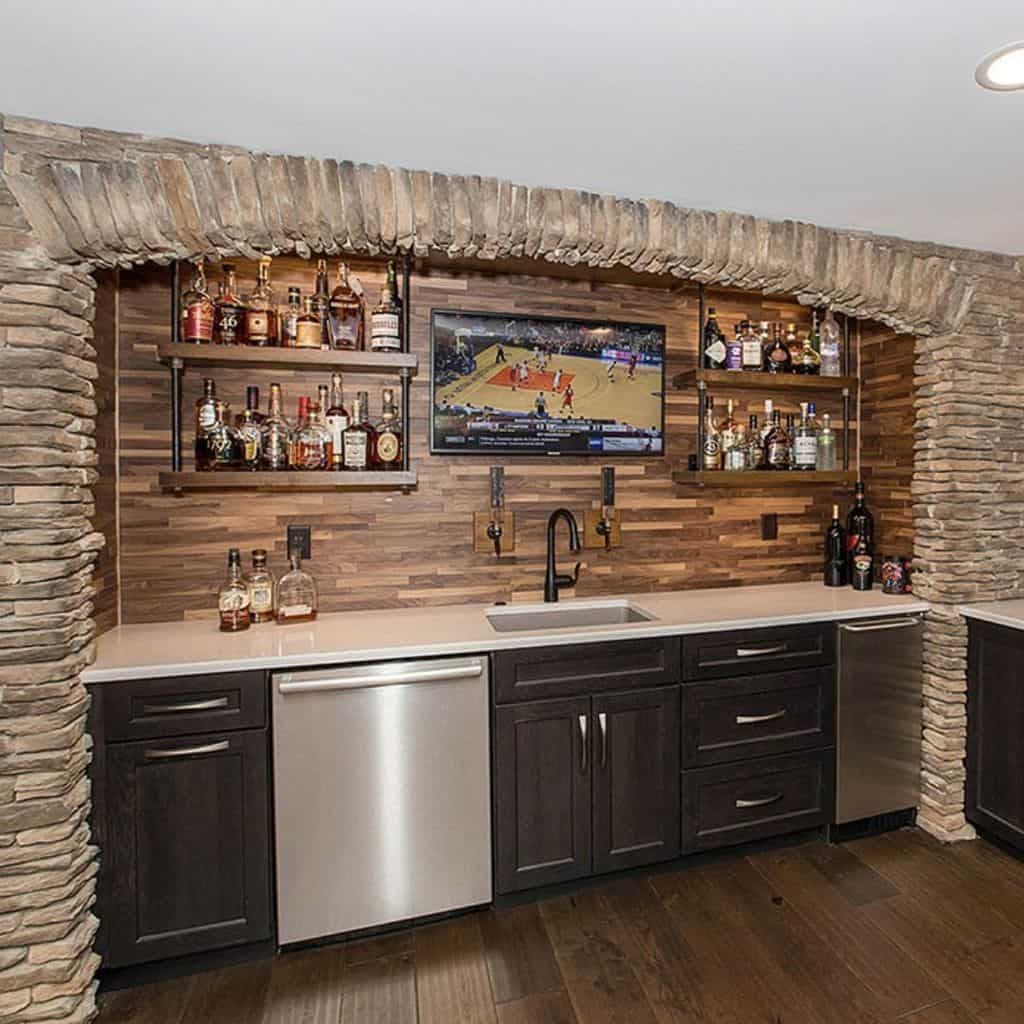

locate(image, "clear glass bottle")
[[325, 372, 349, 470], [295, 295, 323, 350], [195, 400, 243, 471], [764, 410, 791, 470], [289, 396, 310, 467], [759, 399, 774, 446], [702, 396, 721, 470], [374, 387, 404, 470], [370, 262, 402, 352], [180, 262, 215, 344], [244, 549, 276, 624], [194, 378, 218, 439], [745, 414, 763, 469], [214, 264, 245, 345], [816, 413, 838, 470], [279, 286, 302, 347], [764, 324, 793, 373], [276, 552, 318, 625], [719, 398, 739, 456], [741, 319, 762, 371], [724, 423, 747, 470], [343, 391, 376, 471], [820, 306, 842, 377], [244, 256, 277, 346], [219, 548, 251, 632], [259, 382, 292, 471], [793, 401, 818, 470], [236, 407, 262, 470], [311, 259, 331, 349], [327, 263, 364, 350], [702, 307, 727, 370], [294, 393, 330, 471]]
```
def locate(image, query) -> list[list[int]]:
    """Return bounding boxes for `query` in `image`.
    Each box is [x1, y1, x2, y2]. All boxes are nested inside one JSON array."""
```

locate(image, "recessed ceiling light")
[[976, 42, 1024, 91]]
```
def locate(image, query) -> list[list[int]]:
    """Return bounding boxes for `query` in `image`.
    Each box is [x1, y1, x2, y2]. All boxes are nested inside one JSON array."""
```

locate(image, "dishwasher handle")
[[839, 618, 921, 633], [277, 660, 485, 694]]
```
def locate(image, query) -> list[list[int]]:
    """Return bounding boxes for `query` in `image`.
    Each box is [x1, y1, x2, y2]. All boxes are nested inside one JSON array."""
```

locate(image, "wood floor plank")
[[344, 931, 414, 966], [898, 999, 981, 1023], [414, 914, 498, 1024], [749, 846, 949, 1018], [479, 904, 563, 1004], [260, 945, 346, 1024], [495, 991, 578, 1024], [95, 977, 194, 1024], [341, 953, 416, 1024], [801, 839, 901, 906], [180, 960, 273, 1024]]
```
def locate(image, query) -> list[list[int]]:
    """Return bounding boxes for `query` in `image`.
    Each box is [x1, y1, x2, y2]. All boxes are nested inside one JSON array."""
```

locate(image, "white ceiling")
[[2, 0, 1022, 255]]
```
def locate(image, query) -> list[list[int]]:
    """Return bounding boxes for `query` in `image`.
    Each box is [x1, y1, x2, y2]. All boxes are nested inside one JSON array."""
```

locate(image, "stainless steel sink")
[[486, 600, 656, 633]]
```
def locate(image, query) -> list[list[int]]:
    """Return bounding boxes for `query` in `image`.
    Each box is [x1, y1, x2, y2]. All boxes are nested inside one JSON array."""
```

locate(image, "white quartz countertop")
[[82, 582, 929, 684], [958, 599, 1024, 631]]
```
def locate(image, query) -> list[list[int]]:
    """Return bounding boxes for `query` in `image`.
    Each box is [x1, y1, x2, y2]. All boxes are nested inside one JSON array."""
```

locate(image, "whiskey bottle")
[[370, 262, 402, 352], [702, 396, 721, 470], [214, 264, 245, 345], [846, 480, 875, 582], [719, 398, 739, 461], [725, 324, 743, 371], [764, 324, 793, 373], [279, 286, 302, 347], [311, 259, 331, 349], [820, 306, 842, 377], [294, 393, 330, 470], [324, 373, 349, 470], [236, 408, 262, 470], [295, 296, 323, 350], [194, 400, 243, 471], [794, 326, 822, 375], [238, 385, 264, 426], [276, 551, 318, 625], [180, 262, 215, 344], [289, 396, 310, 468], [327, 263, 364, 350], [374, 387, 404, 470], [259, 382, 292, 470], [194, 378, 218, 438], [741, 319, 762, 372], [244, 256, 277, 346], [745, 414, 763, 469], [824, 505, 848, 587], [816, 413, 838, 470], [759, 400, 774, 445], [244, 549, 276, 623], [793, 401, 818, 470], [724, 423, 747, 471], [764, 410, 791, 470], [342, 391, 375, 471], [219, 548, 251, 632], [702, 308, 727, 370]]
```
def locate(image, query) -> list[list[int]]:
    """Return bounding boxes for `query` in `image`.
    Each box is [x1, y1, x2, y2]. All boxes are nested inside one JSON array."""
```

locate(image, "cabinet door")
[[592, 687, 681, 874], [967, 622, 1024, 846], [494, 698, 592, 894], [105, 728, 272, 967]]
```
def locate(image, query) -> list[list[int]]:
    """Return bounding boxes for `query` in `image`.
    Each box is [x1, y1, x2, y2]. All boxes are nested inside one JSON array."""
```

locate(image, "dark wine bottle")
[[824, 504, 847, 587], [846, 479, 875, 582], [702, 307, 727, 370]]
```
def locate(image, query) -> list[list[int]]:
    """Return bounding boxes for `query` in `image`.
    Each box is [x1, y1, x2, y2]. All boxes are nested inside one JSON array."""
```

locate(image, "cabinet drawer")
[[99, 671, 266, 742], [681, 749, 835, 853], [682, 624, 833, 681], [683, 668, 835, 767], [493, 637, 680, 704]]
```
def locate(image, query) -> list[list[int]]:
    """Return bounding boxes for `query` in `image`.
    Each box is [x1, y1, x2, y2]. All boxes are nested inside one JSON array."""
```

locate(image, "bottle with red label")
[[180, 262, 215, 344], [846, 480, 875, 589]]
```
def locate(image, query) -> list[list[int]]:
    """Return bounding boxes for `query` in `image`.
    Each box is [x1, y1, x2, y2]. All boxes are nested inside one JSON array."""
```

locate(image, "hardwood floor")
[[96, 829, 1024, 1023]]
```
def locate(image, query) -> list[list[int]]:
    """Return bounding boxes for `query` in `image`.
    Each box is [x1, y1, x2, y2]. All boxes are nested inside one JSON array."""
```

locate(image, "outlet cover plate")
[[287, 524, 312, 559]]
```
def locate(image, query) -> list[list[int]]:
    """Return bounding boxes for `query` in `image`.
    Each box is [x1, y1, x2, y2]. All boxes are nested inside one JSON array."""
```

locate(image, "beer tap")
[[595, 467, 616, 551], [486, 467, 505, 557]]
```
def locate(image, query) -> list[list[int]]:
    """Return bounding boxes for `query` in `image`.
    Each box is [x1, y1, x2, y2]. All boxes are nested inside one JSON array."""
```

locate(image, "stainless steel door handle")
[[839, 619, 920, 633], [735, 793, 783, 809], [278, 661, 485, 694], [578, 714, 588, 774], [736, 709, 788, 725], [142, 696, 229, 714], [598, 712, 608, 768], [144, 740, 230, 760], [735, 644, 788, 658]]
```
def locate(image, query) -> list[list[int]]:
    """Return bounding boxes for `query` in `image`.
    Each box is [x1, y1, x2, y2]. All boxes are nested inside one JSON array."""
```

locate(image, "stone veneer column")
[[0, 250, 102, 1022]]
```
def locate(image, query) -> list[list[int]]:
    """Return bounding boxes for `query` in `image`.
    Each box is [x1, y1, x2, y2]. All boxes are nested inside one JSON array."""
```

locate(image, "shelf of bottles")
[[676, 284, 857, 487], [160, 254, 417, 492]]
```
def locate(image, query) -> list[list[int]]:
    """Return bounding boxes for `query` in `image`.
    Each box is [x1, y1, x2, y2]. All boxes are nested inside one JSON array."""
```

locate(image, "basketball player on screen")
[[628, 351, 638, 380], [552, 368, 563, 393], [560, 383, 575, 416]]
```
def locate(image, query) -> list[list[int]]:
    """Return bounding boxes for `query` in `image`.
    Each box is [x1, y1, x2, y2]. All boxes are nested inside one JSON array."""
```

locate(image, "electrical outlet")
[[287, 524, 311, 559], [761, 514, 779, 541]]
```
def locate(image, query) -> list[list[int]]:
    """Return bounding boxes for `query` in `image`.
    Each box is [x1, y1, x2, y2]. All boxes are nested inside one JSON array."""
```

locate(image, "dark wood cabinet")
[[967, 620, 1024, 847], [592, 687, 680, 874], [682, 623, 832, 682]]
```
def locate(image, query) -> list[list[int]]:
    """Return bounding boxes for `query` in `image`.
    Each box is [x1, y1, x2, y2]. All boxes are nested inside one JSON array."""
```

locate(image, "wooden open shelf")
[[157, 342, 418, 375], [159, 470, 417, 492], [672, 469, 856, 489], [673, 368, 858, 392]]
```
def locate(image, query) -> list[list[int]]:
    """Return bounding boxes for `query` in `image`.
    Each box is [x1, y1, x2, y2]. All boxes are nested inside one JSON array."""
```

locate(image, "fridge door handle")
[[839, 619, 920, 633]]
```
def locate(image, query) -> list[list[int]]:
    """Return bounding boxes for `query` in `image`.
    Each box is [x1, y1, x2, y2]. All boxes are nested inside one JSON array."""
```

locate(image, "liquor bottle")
[[816, 413, 838, 470], [195, 400, 243, 471], [370, 262, 402, 352], [725, 324, 743, 371], [758, 321, 771, 364], [702, 396, 721, 470], [279, 286, 302, 347], [820, 306, 842, 377], [764, 324, 793, 373], [235, 385, 264, 428], [244, 549, 276, 624], [741, 319, 762, 372], [236, 408, 262, 470], [764, 410, 791, 470], [194, 378, 218, 438], [793, 401, 818, 471], [745, 414, 763, 469], [276, 551, 318, 625], [324, 373, 350, 470], [295, 296, 323, 350], [846, 480, 875, 582], [724, 423, 747, 471], [719, 398, 739, 461], [180, 262, 215, 344], [343, 391, 376, 471], [327, 263, 364, 351], [294, 395, 330, 470], [289, 396, 310, 468], [702, 307, 727, 370], [213, 264, 245, 345], [824, 505, 847, 587], [794, 329, 822, 375], [310, 259, 331, 348], [851, 535, 874, 591], [259, 382, 292, 470], [374, 387, 404, 470], [219, 549, 251, 632], [759, 400, 774, 445], [244, 256, 277, 346]]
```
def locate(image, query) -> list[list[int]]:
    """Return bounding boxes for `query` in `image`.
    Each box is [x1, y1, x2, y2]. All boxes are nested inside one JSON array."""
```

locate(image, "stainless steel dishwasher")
[[272, 656, 492, 945], [836, 616, 923, 824]]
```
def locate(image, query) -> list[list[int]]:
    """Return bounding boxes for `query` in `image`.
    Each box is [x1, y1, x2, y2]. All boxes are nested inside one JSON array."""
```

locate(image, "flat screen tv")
[[430, 309, 665, 456]]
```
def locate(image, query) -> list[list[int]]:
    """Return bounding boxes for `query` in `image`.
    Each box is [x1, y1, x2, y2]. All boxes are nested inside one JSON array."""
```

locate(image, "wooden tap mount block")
[[473, 511, 516, 555], [583, 509, 622, 549]]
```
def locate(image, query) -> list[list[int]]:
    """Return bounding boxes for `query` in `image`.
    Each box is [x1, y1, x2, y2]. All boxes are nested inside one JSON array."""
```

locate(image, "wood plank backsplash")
[[102, 257, 905, 624]]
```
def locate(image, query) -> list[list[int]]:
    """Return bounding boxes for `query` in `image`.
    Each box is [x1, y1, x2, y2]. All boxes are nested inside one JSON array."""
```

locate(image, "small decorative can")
[[881, 555, 906, 595]]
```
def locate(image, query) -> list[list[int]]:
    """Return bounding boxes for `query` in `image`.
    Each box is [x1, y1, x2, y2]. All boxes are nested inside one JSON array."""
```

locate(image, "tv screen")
[[430, 310, 665, 456]]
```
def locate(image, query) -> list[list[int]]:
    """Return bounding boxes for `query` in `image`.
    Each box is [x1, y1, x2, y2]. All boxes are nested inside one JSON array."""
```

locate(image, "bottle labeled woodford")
[[374, 388, 403, 469], [214, 265, 246, 344], [180, 262, 215, 343]]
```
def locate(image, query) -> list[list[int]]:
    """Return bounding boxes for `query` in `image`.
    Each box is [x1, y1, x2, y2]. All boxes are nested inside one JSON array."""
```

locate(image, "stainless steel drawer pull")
[[735, 792, 783, 809], [839, 618, 920, 633], [142, 697, 229, 714], [578, 714, 588, 774], [735, 644, 788, 658], [736, 709, 788, 725], [598, 712, 608, 768], [278, 661, 484, 694], [144, 740, 230, 760]]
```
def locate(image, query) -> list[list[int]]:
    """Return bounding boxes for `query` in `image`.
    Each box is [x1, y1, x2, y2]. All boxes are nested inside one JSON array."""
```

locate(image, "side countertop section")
[[959, 599, 1024, 632], [83, 582, 929, 684]]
